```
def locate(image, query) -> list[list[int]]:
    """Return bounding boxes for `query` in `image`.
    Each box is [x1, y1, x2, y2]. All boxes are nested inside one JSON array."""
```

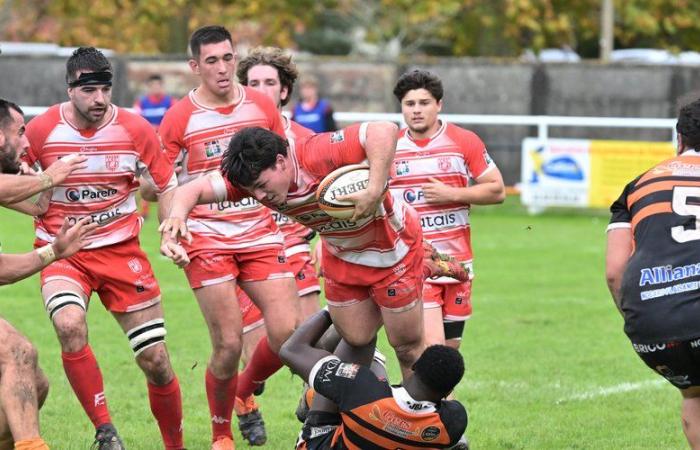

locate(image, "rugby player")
[[391, 70, 505, 349], [280, 309, 468, 450], [25, 48, 184, 450], [606, 98, 700, 448], [0, 99, 97, 450], [160, 121, 428, 381], [158, 26, 300, 449]]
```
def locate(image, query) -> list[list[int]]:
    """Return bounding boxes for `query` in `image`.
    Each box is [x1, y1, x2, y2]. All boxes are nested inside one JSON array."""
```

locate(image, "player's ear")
[[188, 58, 199, 75], [436, 99, 443, 113], [280, 86, 289, 103], [0, 128, 5, 147]]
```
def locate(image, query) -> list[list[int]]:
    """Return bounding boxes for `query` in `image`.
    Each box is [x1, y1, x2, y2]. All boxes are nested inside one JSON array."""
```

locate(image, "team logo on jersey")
[[80, 146, 97, 153], [65, 188, 81, 202], [437, 157, 452, 172], [395, 160, 410, 176], [127, 258, 143, 274], [204, 140, 224, 158], [483, 148, 493, 165], [105, 155, 120, 171], [403, 189, 423, 204], [330, 130, 345, 143], [335, 363, 359, 379], [421, 426, 441, 441], [369, 405, 416, 438]]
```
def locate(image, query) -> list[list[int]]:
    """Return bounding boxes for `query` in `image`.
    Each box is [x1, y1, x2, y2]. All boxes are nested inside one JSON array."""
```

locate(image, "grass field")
[[0, 197, 686, 449]]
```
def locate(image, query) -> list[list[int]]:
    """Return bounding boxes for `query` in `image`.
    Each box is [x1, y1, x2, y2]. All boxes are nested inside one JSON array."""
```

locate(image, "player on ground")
[[25, 48, 184, 450], [280, 309, 468, 450], [391, 70, 505, 349], [606, 98, 700, 448], [158, 26, 300, 449], [0, 98, 97, 450], [160, 121, 428, 381]]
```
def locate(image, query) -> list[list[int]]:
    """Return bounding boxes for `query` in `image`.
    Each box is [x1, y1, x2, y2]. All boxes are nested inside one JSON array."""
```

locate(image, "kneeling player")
[[280, 310, 468, 450]]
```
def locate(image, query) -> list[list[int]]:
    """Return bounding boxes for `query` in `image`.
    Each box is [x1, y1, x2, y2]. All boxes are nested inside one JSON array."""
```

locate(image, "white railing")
[[22, 106, 678, 145]]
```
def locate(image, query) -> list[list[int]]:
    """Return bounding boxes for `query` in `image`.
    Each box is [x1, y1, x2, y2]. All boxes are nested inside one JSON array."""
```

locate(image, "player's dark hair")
[[393, 69, 443, 103], [237, 47, 298, 107], [189, 25, 233, 60], [221, 127, 288, 187], [65, 47, 112, 85], [413, 345, 464, 397], [0, 99, 22, 130], [677, 99, 700, 150], [147, 74, 163, 83]]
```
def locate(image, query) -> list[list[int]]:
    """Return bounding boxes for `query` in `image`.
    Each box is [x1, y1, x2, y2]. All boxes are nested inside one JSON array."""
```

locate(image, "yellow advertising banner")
[[588, 140, 675, 208]]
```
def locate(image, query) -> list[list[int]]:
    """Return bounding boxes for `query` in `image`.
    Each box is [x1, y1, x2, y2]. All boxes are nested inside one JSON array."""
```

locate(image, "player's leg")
[[423, 282, 446, 346], [0, 318, 49, 449], [443, 281, 472, 350], [290, 253, 322, 320], [681, 387, 700, 448], [112, 303, 183, 450]]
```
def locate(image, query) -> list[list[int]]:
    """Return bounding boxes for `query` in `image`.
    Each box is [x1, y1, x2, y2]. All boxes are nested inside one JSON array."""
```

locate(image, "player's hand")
[[160, 241, 190, 267], [310, 240, 323, 277], [421, 177, 456, 204], [52, 217, 99, 259], [19, 161, 38, 175], [336, 186, 385, 222], [35, 189, 53, 216], [158, 217, 192, 244], [43, 153, 88, 186]]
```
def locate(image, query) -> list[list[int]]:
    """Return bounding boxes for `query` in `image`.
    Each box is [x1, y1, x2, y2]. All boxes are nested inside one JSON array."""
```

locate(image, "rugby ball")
[[316, 164, 386, 220]]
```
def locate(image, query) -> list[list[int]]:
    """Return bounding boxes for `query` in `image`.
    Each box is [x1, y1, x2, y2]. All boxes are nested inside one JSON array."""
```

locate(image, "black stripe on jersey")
[[630, 190, 673, 216], [634, 175, 700, 191], [344, 411, 442, 448]]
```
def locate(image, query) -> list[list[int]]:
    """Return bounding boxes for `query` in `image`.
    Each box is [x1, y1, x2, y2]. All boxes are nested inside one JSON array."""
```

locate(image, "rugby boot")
[[253, 381, 265, 396], [91, 423, 126, 450], [234, 395, 267, 446], [422, 241, 470, 282], [453, 435, 470, 450], [211, 436, 235, 450]]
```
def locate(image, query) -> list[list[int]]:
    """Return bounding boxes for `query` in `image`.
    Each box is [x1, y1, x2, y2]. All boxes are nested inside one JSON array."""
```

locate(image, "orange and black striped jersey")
[[608, 150, 700, 343], [302, 356, 467, 449]]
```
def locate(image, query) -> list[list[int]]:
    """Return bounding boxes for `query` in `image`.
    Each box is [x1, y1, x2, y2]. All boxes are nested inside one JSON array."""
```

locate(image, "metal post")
[[600, 0, 614, 63]]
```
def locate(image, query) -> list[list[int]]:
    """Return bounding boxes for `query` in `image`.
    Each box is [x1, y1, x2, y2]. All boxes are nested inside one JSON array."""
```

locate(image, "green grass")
[[0, 197, 685, 449]]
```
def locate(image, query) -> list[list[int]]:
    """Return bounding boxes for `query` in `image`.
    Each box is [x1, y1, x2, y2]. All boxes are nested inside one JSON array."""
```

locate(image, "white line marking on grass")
[[555, 379, 666, 404]]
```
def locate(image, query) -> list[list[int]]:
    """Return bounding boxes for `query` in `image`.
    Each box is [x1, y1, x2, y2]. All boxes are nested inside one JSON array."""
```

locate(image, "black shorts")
[[632, 338, 700, 389], [295, 411, 340, 450]]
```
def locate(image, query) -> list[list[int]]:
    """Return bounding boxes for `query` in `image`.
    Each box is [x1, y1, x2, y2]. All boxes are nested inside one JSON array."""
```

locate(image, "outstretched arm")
[[279, 310, 334, 381]]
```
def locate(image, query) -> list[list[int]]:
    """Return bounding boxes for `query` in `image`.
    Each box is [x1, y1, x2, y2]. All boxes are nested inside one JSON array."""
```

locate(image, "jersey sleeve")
[[308, 356, 390, 411], [458, 128, 495, 179], [608, 180, 635, 231], [301, 123, 368, 177], [440, 400, 468, 447], [159, 104, 189, 165], [121, 110, 176, 193], [210, 172, 247, 203]]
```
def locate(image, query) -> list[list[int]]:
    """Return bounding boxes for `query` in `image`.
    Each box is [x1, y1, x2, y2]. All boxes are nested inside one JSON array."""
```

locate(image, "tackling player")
[[391, 70, 505, 349], [25, 48, 184, 450], [606, 98, 700, 448], [0, 98, 97, 450], [280, 310, 468, 450], [158, 26, 300, 449], [160, 121, 428, 381]]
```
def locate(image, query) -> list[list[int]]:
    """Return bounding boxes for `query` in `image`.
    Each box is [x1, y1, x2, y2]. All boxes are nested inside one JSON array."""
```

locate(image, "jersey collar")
[[391, 386, 437, 414], [681, 149, 700, 157]]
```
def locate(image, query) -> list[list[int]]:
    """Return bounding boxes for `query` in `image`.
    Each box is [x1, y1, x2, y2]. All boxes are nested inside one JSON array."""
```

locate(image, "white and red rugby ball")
[[316, 164, 386, 219]]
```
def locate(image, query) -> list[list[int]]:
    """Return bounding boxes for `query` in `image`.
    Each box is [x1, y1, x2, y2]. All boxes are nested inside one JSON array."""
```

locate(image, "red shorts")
[[323, 241, 424, 311], [288, 252, 321, 297], [236, 287, 264, 334], [40, 237, 161, 313], [423, 280, 473, 321], [184, 246, 293, 289]]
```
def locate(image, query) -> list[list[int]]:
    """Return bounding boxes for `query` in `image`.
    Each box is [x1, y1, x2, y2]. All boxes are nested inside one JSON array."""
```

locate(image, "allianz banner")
[[521, 137, 674, 209]]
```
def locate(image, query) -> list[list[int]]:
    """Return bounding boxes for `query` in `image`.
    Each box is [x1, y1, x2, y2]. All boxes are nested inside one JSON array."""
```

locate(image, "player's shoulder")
[[115, 107, 155, 132], [242, 86, 275, 109], [444, 122, 483, 145], [160, 94, 195, 128], [289, 120, 314, 139], [438, 399, 468, 442], [27, 104, 62, 130]]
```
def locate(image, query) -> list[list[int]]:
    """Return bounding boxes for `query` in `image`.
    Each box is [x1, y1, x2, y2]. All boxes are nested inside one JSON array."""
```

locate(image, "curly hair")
[[677, 99, 700, 150], [221, 127, 288, 187], [237, 47, 298, 107], [413, 345, 464, 397], [65, 47, 112, 85], [393, 69, 444, 103]]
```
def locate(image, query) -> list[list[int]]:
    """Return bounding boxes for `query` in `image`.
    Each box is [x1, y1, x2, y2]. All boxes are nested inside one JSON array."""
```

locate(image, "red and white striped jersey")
[[159, 86, 285, 256], [390, 121, 496, 280], [276, 117, 315, 256], [25, 103, 176, 249], [212, 123, 421, 268]]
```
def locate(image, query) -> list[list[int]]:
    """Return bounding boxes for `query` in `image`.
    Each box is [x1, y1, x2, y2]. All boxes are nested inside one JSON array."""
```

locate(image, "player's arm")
[[0, 217, 96, 285], [279, 309, 335, 380], [0, 155, 86, 205], [606, 227, 632, 315], [423, 168, 506, 205]]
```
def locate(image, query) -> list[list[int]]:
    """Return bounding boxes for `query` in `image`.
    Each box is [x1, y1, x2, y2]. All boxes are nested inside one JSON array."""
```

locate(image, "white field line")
[[555, 379, 666, 404]]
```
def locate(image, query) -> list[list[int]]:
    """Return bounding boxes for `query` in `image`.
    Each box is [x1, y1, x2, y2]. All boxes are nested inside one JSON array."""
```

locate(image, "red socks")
[[236, 336, 282, 400], [61, 345, 111, 428], [148, 377, 184, 450], [205, 368, 238, 440]]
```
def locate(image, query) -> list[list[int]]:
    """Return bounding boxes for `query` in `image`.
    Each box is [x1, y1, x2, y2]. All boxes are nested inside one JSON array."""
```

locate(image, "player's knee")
[[36, 370, 49, 408], [0, 331, 39, 371], [52, 308, 88, 350], [136, 344, 173, 384], [392, 339, 423, 366]]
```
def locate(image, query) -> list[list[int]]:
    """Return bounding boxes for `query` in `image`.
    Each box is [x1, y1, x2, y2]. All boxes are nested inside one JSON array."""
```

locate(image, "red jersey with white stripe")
[[390, 122, 495, 280], [213, 123, 421, 269], [276, 118, 315, 256], [159, 86, 285, 256], [25, 103, 176, 249]]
